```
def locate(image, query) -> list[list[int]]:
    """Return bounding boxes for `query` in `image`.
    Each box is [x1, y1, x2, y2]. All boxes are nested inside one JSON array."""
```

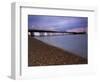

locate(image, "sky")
[[28, 15, 88, 32]]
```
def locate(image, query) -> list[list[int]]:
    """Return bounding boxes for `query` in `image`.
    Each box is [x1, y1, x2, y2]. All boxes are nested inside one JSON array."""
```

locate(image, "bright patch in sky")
[[28, 15, 88, 32]]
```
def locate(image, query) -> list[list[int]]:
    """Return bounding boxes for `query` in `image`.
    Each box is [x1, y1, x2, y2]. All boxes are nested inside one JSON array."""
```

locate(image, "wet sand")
[[28, 36, 87, 66]]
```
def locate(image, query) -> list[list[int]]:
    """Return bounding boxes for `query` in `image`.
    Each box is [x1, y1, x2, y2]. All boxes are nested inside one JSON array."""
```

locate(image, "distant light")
[[28, 32, 31, 35], [34, 32, 40, 36], [44, 32, 48, 36]]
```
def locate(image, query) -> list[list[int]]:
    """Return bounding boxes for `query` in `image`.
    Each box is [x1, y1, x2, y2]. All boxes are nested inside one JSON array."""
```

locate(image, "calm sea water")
[[34, 34, 87, 58]]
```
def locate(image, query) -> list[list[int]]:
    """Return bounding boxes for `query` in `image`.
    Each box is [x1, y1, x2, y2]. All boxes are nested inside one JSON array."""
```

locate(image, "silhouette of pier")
[[28, 29, 86, 36]]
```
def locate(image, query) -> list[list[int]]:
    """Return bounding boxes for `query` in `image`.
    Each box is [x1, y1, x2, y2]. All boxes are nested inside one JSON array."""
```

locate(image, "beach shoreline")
[[28, 36, 87, 66]]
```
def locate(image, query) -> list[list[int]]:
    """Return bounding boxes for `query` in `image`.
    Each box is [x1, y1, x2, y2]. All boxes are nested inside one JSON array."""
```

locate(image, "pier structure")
[[28, 29, 86, 36]]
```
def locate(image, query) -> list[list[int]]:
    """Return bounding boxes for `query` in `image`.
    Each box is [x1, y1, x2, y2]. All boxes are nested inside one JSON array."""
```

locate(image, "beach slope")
[[28, 36, 87, 66]]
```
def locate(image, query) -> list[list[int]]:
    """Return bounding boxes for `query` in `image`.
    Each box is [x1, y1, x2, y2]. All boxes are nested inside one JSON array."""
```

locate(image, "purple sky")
[[28, 15, 88, 32]]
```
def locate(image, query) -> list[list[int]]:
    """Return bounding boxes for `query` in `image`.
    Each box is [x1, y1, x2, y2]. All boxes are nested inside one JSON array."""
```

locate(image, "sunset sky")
[[28, 15, 88, 32]]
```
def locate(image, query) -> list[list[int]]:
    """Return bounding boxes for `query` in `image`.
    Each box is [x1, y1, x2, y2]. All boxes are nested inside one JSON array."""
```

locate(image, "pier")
[[28, 29, 86, 36]]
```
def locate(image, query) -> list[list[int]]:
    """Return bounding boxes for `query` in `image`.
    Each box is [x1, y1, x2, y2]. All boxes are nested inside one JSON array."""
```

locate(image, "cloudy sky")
[[28, 15, 88, 32]]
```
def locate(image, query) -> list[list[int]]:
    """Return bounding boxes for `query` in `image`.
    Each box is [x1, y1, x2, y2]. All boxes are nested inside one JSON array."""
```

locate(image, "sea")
[[34, 34, 87, 58]]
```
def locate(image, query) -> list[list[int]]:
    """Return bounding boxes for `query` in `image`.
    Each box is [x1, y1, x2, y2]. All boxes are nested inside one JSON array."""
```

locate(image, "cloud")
[[28, 15, 88, 31], [67, 27, 87, 32]]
